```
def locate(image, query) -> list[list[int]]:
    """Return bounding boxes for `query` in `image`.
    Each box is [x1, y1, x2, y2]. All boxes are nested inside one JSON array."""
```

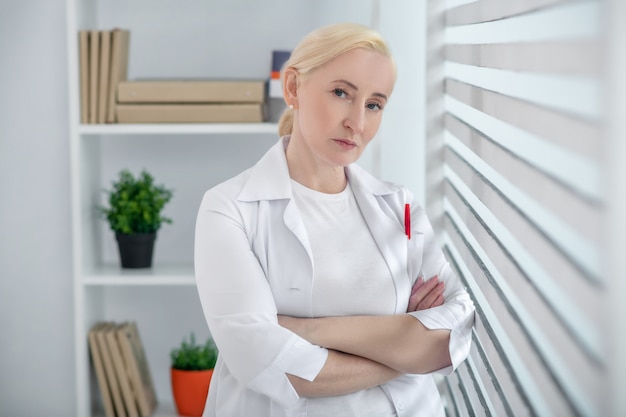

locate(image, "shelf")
[[83, 264, 195, 286], [146, 402, 177, 417], [94, 401, 177, 417], [78, 122, 279, 135]]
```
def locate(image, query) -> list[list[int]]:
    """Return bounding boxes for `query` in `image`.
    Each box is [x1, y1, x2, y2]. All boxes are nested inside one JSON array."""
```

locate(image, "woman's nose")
[[344, 105, 365, 134]]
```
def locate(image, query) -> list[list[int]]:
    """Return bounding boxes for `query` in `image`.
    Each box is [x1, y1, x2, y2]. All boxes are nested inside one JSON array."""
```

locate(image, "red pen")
[[404, 203, 411, 240]]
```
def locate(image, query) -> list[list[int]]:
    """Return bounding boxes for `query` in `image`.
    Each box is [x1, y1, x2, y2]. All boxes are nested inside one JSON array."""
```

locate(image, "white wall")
[[371, 1, 427, 203], [0, 1, 75, 416]]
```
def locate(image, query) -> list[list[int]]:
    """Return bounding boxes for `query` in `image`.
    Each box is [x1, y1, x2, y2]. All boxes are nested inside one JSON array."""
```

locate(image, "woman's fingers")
[[419, 282, 444, 309], [407, 275, 445, 312], [407, 278, 422, 311]]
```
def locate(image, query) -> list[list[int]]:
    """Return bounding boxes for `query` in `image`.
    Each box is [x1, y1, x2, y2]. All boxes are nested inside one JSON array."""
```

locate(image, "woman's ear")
[[283, 67, 299, 109]]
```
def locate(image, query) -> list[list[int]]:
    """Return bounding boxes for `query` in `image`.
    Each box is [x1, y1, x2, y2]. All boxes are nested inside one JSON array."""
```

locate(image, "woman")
[[194, 22, 475, 416]]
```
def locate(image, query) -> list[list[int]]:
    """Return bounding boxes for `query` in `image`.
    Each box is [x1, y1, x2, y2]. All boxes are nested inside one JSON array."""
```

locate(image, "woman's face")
[[289, 48, 395, 168]]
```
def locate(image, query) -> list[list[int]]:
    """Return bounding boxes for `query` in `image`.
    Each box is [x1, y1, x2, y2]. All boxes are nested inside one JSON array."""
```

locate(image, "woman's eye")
[[367, 102, 382, 111], [333, 88, 347, 98]]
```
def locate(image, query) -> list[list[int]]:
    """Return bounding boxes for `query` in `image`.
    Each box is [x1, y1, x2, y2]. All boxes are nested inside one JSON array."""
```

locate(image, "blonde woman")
[[195, 22, 475, 417]]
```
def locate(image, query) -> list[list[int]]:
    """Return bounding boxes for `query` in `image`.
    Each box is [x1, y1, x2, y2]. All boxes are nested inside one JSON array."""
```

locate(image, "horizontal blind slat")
[[445, 79, 603, 162], [445, 62, 602, 120], [446, 0, 569, 25], [445, 42, 601, 75], [446, 1, 599, 41]]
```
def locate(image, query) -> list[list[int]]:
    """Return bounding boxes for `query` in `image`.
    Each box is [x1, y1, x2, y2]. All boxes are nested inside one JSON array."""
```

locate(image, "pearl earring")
[[289, 104, 294, 110]]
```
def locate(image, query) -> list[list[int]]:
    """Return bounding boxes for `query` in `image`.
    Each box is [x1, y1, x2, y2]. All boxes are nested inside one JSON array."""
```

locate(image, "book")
[[88, 323, 115, 417], [116, 103, 264, 123], [116, 80, 266, 104], [106, 324, 140, 417], [97, 323, 127, 417], [106, 29, 131, 123], [268, 50, 290, 99], [78, 30, 90, 124], [88, 30, 100, 124], [97, 30, 112, 124], [117, 322, 158, 417]]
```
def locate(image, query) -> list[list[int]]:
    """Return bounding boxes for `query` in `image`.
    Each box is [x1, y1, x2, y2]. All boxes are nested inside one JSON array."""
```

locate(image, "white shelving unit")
[[65, 1, 375, 415], [78, 123, 279, 136]]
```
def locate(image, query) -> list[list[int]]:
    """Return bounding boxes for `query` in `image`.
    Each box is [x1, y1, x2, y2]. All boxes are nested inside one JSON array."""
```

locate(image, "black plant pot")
[[115, 232, 156, 269]]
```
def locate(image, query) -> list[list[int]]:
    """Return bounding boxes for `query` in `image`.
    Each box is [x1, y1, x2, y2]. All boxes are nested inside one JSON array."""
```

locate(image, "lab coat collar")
[[345, 163, 403, 197], [237, 136, 292, 202], [237, 135, 403, 202]]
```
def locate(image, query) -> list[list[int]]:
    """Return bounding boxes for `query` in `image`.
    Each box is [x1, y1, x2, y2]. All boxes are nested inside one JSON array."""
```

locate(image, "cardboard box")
[[116, 103, 264, 123], [117, 80, 266, 104]]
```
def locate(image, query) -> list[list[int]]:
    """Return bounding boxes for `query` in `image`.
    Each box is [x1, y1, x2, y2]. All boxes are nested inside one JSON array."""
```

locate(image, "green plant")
[[171, 332, 218, 371], [100, 169, 173, 234]]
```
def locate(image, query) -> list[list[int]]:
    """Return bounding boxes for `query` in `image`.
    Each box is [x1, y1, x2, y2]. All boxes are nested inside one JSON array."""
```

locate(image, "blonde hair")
[[277, 23, 395, 137]]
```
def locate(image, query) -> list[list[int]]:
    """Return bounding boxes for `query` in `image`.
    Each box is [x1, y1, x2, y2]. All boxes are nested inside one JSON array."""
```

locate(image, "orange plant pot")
[[171, 368, 214, 417]]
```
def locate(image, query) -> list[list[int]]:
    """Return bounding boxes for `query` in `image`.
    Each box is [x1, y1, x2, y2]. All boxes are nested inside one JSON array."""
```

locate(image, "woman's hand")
[[407, 275, 445, 312]]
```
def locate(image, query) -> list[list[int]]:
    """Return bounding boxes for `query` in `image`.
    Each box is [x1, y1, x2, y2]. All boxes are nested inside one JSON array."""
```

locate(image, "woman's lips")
[[333, 138, 357, 149]]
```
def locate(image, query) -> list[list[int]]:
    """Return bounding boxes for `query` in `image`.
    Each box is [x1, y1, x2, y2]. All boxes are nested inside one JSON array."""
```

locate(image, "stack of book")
[[78, 29, 131, 124], [88, 321, 157, 417], [115, 79, 266, 123]]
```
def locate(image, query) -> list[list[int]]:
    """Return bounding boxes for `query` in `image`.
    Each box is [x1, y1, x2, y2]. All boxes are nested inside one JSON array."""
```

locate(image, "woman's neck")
[[286, 136, 347, 194]]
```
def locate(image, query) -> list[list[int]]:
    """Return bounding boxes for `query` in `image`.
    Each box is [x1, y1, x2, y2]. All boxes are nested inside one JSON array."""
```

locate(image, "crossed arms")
[[278, 275, 451, 397]]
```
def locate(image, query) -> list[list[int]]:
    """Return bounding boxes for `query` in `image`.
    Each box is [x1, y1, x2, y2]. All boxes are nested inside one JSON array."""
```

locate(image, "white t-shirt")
[[291, 179, 397, 416]]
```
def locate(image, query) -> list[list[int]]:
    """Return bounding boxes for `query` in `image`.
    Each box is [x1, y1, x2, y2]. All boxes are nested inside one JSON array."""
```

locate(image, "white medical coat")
[[194, 137, 475, 417]]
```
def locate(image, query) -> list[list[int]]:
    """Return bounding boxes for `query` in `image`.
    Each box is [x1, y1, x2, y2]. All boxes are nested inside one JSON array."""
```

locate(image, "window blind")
[[426, 1, 606, 416]]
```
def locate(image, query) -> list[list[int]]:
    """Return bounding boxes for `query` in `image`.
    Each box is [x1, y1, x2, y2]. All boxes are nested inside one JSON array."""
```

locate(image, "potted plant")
[[100, 169, 173, 268], [170, 332, 218, 417]]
